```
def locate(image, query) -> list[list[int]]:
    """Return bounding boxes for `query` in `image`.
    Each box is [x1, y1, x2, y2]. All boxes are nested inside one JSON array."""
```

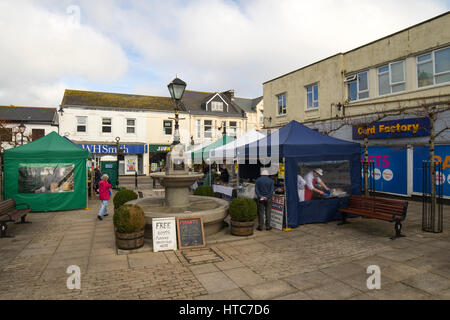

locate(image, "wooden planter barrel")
[[230, 220, 254, 236], [115, 229, 145, 250]]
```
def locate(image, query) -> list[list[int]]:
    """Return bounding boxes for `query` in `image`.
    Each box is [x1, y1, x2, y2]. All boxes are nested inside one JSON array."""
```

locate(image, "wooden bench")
[[0, 199, 32, 238], [338, 195, 408, 239]]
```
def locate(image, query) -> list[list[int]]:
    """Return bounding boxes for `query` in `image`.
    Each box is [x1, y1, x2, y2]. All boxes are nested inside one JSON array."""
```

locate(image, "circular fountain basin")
[[127, 195, 229, 239]]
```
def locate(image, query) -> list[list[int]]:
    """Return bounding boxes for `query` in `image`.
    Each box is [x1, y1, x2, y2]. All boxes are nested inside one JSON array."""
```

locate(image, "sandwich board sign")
[[176, 217, 206, 249], [152, 217, 177, 252]]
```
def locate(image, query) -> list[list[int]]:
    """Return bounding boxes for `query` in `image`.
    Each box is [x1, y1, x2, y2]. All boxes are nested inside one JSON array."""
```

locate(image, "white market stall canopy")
[[210, 129, 266, 161]]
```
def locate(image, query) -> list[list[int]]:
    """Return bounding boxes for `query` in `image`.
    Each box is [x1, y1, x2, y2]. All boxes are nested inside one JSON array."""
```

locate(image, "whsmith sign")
[[78, 144, 147, 154], [352, 117, 430, 140]]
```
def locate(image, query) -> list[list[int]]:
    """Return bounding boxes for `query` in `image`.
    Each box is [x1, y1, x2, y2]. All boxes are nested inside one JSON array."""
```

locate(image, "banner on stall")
[[270, 194, 284, 230], [413, 145, 450, 197], [361, 146, 408, 195]]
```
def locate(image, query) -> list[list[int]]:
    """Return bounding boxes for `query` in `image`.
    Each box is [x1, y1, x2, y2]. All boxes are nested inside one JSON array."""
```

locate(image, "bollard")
[[135, 170, 138, 189]]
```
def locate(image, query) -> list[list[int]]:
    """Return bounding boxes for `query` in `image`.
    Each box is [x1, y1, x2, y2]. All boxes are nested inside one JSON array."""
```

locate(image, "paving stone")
[[304, 281, 362, 300], [381, 263, 425, 281], [283, 271, 335, 291], [274, 291, 312, 300], [401, 272, 450, 294], [320, 262, 366, 279], [223, 267, 265, 287], [339, 272, 396, 292], [242, 280, 297, 300], [194, 288, 251, 300], [189, 264, 219, 275], [214, 259, 244, 271], [366, 282, 433, 300], [127, 252, 168, 268], [377, 249, 419, 262], [195, 271, 239, 294]]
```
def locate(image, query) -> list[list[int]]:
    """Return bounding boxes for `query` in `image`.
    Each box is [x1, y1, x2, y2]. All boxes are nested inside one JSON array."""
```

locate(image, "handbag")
[[109, 189, 111, 196]]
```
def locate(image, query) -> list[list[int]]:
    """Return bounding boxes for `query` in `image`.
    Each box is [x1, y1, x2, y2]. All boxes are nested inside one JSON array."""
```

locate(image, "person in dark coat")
[[254, 169, 275, 231], [94, 167, 102, 194], [220, 166, 230, 184]]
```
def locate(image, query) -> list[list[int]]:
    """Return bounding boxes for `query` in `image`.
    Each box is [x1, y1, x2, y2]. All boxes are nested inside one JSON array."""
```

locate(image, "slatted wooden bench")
[[0, 199, 32, 238], [338, 195, 408, 239]]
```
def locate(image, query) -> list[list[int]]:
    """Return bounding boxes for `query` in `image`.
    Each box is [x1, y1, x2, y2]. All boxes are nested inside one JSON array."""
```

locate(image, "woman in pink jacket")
[[97, 174, 112, 221]]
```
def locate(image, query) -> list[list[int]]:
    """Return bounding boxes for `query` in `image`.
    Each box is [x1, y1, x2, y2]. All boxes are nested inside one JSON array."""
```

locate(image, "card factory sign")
[[352, 117, 430, 140]]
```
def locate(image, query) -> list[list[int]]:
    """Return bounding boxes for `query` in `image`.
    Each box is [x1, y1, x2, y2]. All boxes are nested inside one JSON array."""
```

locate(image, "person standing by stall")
[[97, 174, 112, 221], [304, 168, 330, 201], [255, 169, 274, 231], [297, 174, 306, 202], [94, 166, 101, 194]]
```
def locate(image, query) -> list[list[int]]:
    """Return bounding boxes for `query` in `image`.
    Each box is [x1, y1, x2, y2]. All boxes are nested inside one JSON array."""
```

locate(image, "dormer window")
[[211, 101, 223, 112]]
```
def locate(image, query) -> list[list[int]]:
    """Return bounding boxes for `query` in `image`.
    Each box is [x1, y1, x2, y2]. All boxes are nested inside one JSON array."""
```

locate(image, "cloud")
[[0, 1, 128, 107], [0, 0, 448, 106]]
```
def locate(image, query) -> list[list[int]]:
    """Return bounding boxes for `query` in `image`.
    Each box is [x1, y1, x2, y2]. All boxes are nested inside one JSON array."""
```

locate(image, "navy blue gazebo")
[[241, 120, 362, 228]]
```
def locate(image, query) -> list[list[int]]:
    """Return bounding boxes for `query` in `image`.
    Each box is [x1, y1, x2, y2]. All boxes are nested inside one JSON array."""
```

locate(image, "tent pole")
[[282, 157, 291, 231]]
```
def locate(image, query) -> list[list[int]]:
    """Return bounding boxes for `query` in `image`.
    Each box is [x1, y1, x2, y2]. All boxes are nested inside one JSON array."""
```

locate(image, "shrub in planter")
[[193, 185, 214, 197], [229, 198, 257, 222], [113, 204, 146, 250], [113, 189, 138, 210]]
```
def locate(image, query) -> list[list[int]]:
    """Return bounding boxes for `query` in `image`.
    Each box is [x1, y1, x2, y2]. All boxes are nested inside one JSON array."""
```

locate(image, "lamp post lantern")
[[167, 77, 187, 145]]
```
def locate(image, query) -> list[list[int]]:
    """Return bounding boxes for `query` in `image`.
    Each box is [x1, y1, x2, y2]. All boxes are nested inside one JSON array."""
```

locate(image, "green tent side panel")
[[3, 132, 88, 212]]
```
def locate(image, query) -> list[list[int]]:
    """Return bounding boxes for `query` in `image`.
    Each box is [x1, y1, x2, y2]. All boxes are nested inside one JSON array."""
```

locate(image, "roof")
[[61, 89, 177, 111], [4, 131, 90, 160], [233, 96, 263, 113], [0, 106, 57, 123], [181, 90, 244, 115]]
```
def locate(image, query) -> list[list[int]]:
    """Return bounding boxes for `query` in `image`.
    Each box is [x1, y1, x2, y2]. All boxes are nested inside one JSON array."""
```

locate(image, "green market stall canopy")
[[4, 132, 90, 212]]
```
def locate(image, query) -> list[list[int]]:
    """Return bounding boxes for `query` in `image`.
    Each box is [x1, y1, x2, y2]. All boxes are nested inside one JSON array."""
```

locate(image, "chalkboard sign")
[[176, 217, 206, 249]]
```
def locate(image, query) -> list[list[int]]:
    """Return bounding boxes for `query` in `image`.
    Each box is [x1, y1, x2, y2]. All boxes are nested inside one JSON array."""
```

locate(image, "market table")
[[212, 184, 234, 197]]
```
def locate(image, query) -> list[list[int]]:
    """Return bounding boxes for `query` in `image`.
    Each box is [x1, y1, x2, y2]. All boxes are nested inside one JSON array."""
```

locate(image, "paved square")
[[0, 193, 448, 300]]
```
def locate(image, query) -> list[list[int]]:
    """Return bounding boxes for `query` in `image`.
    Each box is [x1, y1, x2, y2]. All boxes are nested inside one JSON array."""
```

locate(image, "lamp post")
[[18, 123, 26, 145], [167, 77, 187, 145], [115, 136, 121, 188]]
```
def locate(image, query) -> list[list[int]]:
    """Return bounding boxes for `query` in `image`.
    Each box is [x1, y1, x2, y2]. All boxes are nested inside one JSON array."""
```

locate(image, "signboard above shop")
[[352, 117, 430, 140], [78, 143, 147, 154], [149, 145, 171, 153]]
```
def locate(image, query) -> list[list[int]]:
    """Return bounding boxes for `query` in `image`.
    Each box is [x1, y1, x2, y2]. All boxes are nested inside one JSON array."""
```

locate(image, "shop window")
[[417, 46, 450, 87], [378, 61, 406, 95], [204, 120, 212, 139], [77, 116, 87, 132], [102, 118, 112, 133], [346, 72, 369, 101], [306, 84, 319, 109], [163, 120, 172, 135], [277, 93, 286, 115], [32, 129, 45, 141], [297, 160, 351, 202], [126, 119, 135, 134]]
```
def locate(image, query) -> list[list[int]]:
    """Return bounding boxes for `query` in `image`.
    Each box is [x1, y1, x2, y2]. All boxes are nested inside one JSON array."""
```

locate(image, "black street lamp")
[[115, 136, 121, 188], [167, 77, 187, 145]]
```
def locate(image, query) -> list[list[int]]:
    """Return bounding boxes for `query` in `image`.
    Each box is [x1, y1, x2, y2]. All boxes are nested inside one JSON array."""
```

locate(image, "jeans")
[[257, 198, 272, 228], [98, 200, 108, 216]]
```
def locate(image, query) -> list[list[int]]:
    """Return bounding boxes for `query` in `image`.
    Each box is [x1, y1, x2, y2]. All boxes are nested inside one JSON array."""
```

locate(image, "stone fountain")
[[128, 143, 229, 239]]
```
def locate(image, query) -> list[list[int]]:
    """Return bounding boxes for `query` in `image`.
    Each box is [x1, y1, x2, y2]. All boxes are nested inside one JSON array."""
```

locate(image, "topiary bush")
[[113, 189, 138, 209], [113, 204, 146, 233], [229, 198, 257, 222], [194, 185, 214, 197]]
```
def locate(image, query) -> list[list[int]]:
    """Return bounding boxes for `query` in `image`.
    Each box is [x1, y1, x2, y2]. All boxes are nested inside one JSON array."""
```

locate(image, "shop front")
[[77, 142, 148, 175], [149, 144, 171, 173]]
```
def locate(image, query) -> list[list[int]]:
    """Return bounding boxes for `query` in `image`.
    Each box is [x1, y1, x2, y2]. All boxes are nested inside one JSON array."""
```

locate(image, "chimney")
[[223, 90, 235, 100]]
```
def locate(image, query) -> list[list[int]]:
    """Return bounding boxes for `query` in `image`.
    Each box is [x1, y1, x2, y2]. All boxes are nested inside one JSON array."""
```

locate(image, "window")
[[306, 84, 319, 109], [196, 120, 201, 139], [346, 72, 369, 101], [378, 61, 406, 95], [32, 129, 45, 141], [0, 127, 12, 142], [211, 101, 224, 112], [204, 120, 212, 139], [163, 120, 172, 135], [102, 118, 112, 133], [277, 93, 286, 115], [259, 111, 264, 124], [76, 116, 87, 132], [126, 119, 135, 134], [229, 121, 237, 137], [417, 47, 450, 87]]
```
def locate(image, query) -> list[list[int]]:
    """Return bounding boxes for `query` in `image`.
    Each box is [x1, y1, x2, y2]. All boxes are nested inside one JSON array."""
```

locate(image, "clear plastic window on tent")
[[297, 160, 351, 202], [18, 163, 75, 194]]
